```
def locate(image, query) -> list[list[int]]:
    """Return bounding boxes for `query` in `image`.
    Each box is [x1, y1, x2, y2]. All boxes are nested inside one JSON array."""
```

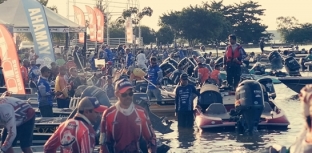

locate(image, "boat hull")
[[278, 77, 311, 93]]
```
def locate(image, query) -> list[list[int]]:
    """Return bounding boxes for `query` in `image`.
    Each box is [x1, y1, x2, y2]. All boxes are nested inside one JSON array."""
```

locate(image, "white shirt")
[[54, 48, 61, 54], [136, 53, 147, 65]]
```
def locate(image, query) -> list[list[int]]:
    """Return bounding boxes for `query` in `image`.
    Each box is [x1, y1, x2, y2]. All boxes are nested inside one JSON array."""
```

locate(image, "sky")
[[47, 0, 312, 31]]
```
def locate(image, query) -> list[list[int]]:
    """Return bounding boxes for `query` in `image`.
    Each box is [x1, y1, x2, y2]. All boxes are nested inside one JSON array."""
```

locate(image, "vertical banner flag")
[[21, 0, 55, 67], [85, 6, 97, 42], [125, 17, 133, 44], [93, 8, 104, 43], [73, 5, 86, 44], [0, 25, 25, 94]]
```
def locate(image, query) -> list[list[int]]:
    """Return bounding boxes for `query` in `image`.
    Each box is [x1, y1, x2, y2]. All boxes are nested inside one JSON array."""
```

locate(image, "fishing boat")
[[194, 84, 289, 130], [278, 77, 311, 93]]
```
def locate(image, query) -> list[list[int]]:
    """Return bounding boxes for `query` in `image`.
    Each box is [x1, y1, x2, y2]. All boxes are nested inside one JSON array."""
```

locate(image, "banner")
[[73, 5, 86, 44], [21, 0, 55, 67], [85, 6, 97, 42], [93, 7, 104, 43], [0, 25, 25, 94], [125, 17, 133, 44]]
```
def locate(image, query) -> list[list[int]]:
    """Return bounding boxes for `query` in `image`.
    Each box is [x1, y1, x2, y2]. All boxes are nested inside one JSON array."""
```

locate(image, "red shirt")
[[100, 104, 157, 153], [198, 67, 210, 84], [20, 65, 28, 83], [44, 114, 96, 153]]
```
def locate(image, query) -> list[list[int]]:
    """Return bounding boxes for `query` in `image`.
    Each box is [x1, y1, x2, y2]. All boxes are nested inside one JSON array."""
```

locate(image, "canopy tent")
[[0, 0, 85, 33]]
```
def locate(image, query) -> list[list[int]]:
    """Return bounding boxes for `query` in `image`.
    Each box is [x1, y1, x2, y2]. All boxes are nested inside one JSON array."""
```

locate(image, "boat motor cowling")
[[251, 62, 266, 75], [284, 56, 301, 76], [268, 51, 283, 71], [163, 57, 178, 68], [169, 70, 182, 85], [132, 93, 173, 134], [178, 57, 195, 73], [257, 77, 276, 100], [235, 80, 264, 135], [215, 57, 224, 67], [135, 80, 148, 92], [81, 86, 112, 107], [198, 84, 223, 112], [159, 62, 176, 77]]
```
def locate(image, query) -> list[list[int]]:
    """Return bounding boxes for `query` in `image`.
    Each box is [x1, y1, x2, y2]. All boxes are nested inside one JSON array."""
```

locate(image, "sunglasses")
[[121, 91, 134, 97]]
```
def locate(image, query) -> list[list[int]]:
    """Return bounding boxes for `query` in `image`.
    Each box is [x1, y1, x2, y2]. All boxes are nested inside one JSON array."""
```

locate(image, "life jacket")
[[226, 45, 242, 64], [198, 67, 210, 84], [210, 69, 220, 84]]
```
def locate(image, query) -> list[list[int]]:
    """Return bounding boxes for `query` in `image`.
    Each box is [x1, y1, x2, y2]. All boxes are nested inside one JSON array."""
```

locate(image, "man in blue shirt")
[[175, 73, 200, 128], [104, 45, 113, 62], [28, 60, 40, 94], [146, 57, 163, 104], [37, 66, 54, 117], [125, 48, 134, 68]]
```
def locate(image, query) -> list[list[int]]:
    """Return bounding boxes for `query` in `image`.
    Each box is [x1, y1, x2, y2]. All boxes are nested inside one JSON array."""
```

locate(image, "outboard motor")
[[197, 84, 223, 113], [169, 70, 182, 85], [81, 86, 112, 107], [268, 51, 283, 71], [257, 77, 276, 100], [284, 56, 301, 76], [215, 57, 224, 67], [132, 93, 173, 134], [251, 62, 266, 75], [163, 57, 178, 68], [235, 80, 264, 135], [299, 57, 307, 71], [159, 62, 176, 77], [189, 57, 197, 66], [178, 57, 195, 73], [135, 80, 148, 92]]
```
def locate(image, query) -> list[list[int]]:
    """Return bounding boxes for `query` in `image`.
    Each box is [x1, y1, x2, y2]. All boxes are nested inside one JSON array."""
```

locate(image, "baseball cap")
[[77, 97, 107, 113], [115, 78, 133, 93], [40, 66, 51, 74], [180, 73, 188, 80]]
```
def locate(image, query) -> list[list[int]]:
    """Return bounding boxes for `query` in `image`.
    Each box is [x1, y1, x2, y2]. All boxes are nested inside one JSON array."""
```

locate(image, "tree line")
[[276, 16, 312, 44]]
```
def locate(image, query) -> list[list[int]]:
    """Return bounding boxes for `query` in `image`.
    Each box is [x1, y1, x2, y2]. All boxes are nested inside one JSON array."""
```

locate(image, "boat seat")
[[205, 103, 231, 120], [261, 102, 273, 118]]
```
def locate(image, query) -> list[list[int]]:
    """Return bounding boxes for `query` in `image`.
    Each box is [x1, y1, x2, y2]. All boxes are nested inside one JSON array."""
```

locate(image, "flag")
[[93, 7, 104, 43], [85, 6, 97, 42], [125, 17, 133, 44], [73, 5, 86, 44]]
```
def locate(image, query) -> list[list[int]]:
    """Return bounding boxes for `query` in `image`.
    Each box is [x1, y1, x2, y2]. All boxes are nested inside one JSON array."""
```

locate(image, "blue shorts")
[[1, 115, 35, 149]]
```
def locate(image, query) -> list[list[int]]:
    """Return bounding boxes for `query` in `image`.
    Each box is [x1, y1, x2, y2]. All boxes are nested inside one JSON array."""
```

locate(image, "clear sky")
[[48, 0, 312, 31]]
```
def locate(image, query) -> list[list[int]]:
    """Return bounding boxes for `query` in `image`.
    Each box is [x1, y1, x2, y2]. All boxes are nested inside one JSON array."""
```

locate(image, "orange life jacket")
[[198, 67, 210, 84], [226, 45, 242, 64], [210, 69, 220, 84]]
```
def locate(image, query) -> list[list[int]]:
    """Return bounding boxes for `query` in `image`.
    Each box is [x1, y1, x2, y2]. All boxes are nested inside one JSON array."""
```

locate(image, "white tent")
[[0, 0, 85, 33]]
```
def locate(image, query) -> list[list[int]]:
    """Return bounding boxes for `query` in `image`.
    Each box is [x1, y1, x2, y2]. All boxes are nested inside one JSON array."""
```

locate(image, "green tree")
[[276, 16, 299, 42], [109, 23, 125, 38], [159, 5, 228, 46], [156, 26, 174, 44], [134, 26, 155, 44]]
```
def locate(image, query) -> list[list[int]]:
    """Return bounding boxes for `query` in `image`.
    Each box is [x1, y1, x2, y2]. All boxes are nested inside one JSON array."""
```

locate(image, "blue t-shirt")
[[29, 65, 40, 82], [147, 65, 161, 89], [175, 84, 199, 112], [126, 53, 134, 68], [37, 76, 53, 107]]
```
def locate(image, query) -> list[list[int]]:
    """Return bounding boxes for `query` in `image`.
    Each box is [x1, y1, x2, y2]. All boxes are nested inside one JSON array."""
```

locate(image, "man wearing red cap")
[[100, 79, 157, 153], [44, 97, 107, 153]]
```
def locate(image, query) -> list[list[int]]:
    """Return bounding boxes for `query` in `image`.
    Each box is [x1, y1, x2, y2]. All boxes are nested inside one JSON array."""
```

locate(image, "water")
[[158, 83, 304, 152]]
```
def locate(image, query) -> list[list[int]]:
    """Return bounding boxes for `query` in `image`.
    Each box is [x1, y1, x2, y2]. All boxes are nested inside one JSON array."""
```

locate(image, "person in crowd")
[[198, 63, 210, 85], [223, 34, 247, 90], [259, 38, 265, 54], [29, 49, 38, 61], [200, 45, 206, 52], [136, 50, 148, 70], [175, 74, 200, 128], [103, 75, 115, 99], [203, 53, 208, 59], [147, 57, 163, 104], [44, 97, 107, 153], [179, 48, 185, 60], [50, 62, 59, 81], [37, 66, 54, 117], [55, 66, 70, 108], [54, 45, 61, 56], [28, 60, 40, 94], [55, 54, 66, 66], [20, 59, 29, 86], [68, 67, 86, 97], [73, 46, 82, 69], [169, 64, 184, 85], [105, 45, 113, 62], [152, 47, 158, 57], [89, 54, 97, 71], [163, 49, 169, 60], [102, 61, 113, 76], [210, 64, 222, 86], [243, 53, 250, 68], [65, 57, 77, 70], [0, 94, 36, 153], [95, 76, 106, 88], [125, 48, 134, 68], [98, 45, 106, 59], [100, 79, 156, 153]]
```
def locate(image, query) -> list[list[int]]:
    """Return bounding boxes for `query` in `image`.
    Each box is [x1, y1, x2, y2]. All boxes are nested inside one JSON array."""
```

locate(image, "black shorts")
[[1, 115, 35, 149]]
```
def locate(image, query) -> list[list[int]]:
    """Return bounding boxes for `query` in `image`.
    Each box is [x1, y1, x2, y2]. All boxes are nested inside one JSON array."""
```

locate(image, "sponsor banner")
[[14, 27, 85, 33], [85, 6, 97, 42], [73, 5, 86, 43], [93, 7, 104, 43], [0, 25, 25, 94], [21, 0, 55, 67], [125, 17, 133, 44]]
